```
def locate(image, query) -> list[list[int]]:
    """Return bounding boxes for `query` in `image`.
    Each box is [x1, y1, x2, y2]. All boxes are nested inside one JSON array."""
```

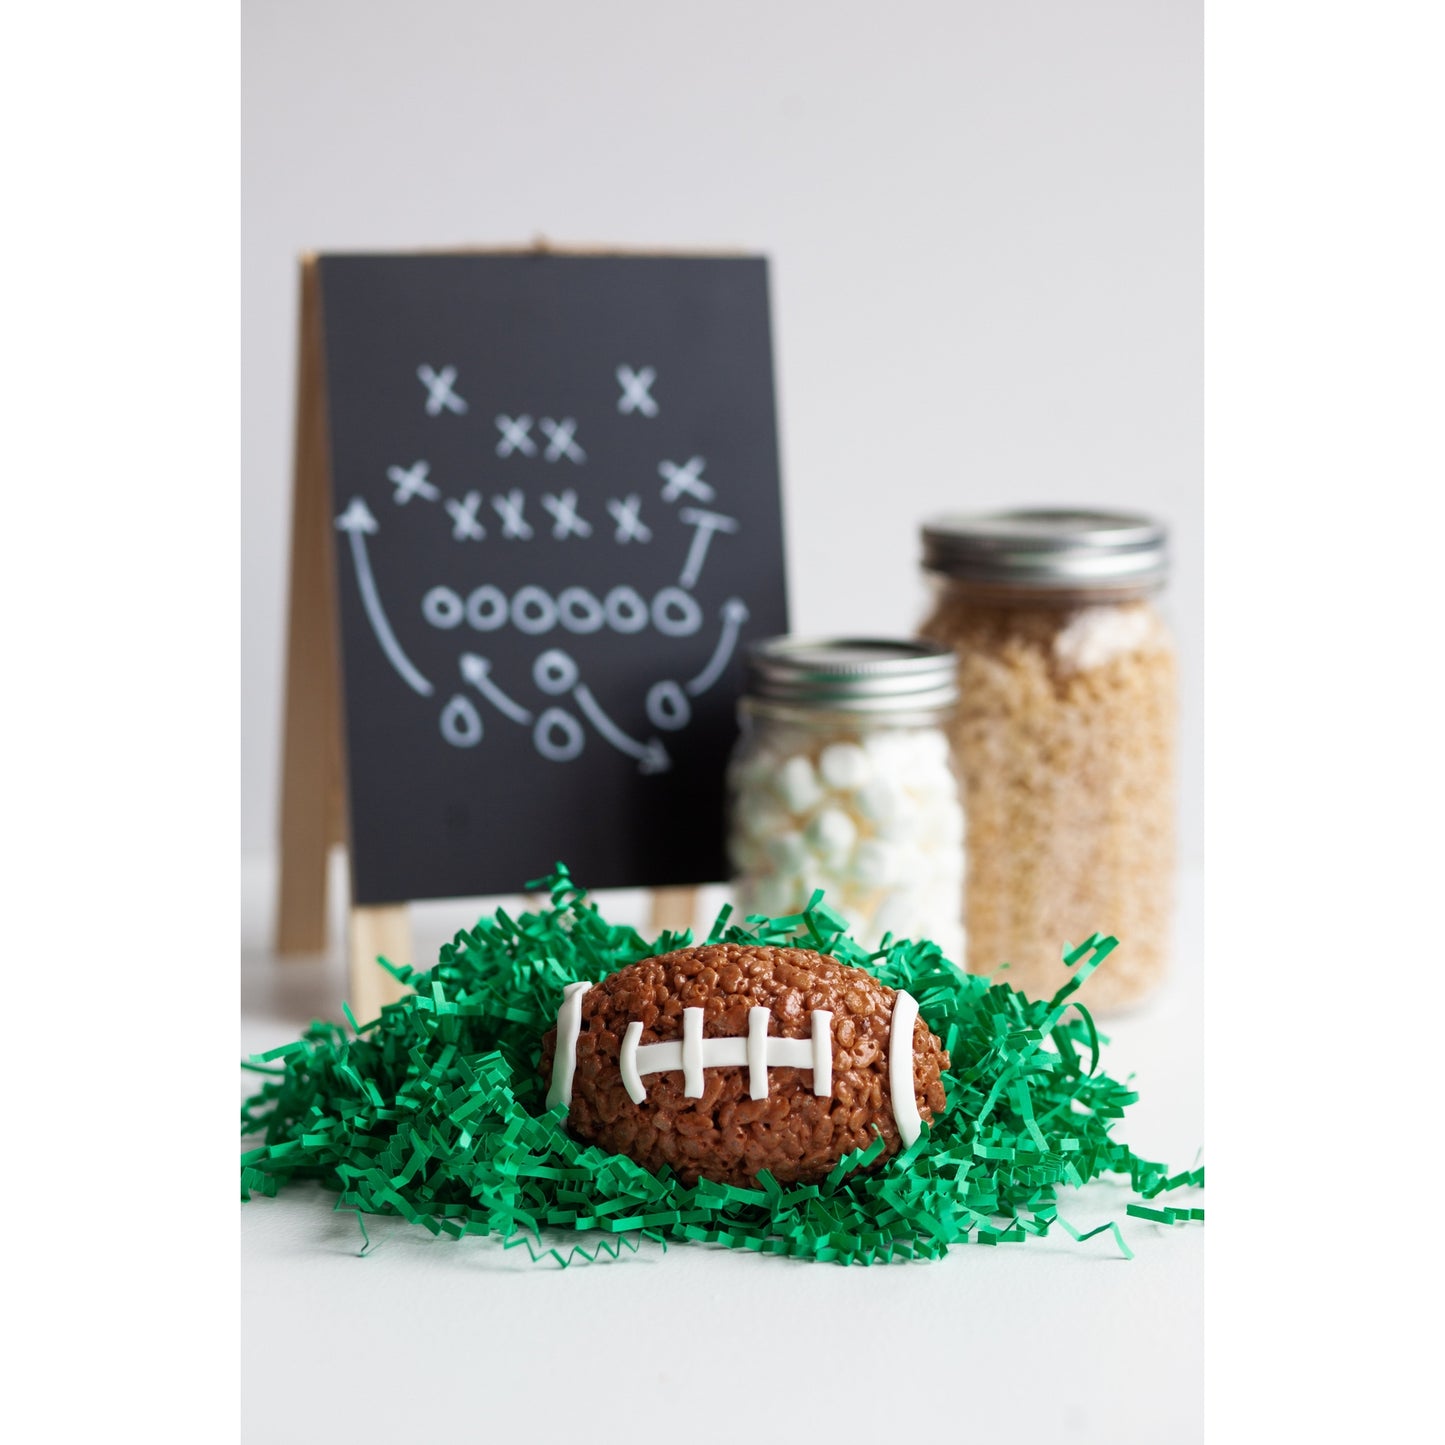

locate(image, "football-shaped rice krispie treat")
[[542, 942, 948, 1188]]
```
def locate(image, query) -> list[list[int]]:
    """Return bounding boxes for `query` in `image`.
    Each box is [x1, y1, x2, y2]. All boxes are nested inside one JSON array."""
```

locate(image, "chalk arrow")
[[686, 597, 750, 697], [336, 496, 378, 534], [573, 684, 671, 773], [335, 498, 433, 697], [634, 737, 671, 774], [459, 654, 534, 726], [677, 508, 740, 590]]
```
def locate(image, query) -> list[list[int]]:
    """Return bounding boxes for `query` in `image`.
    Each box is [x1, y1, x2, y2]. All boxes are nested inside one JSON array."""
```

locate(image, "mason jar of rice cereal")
[[727, 638, 966, 963], [918, 510, 1177, 1010]]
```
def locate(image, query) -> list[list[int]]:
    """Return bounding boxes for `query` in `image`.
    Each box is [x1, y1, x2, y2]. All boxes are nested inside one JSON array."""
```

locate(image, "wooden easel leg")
[[276, 255, 345, 955], [348, 904, 412, 1023], [648, 886, 700, 939]]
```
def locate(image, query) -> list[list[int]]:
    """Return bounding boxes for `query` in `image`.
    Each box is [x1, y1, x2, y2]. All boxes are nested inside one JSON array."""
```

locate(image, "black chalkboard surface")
[[316, 253, 789, 905]]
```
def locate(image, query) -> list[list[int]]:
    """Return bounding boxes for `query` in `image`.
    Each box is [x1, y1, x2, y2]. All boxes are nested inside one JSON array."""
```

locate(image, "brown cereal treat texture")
[[920, 589, 1177, 1011], [541, 943, 949, 1188]]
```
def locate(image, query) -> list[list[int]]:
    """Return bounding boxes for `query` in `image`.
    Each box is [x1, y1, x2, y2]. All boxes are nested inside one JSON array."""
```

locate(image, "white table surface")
[[242, 858, 1203, 1444]]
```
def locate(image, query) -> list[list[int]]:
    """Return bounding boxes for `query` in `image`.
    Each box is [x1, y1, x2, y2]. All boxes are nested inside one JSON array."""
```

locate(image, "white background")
[[237, 11, 1203, 1436], [6, 3, 1441, 1443], [241, 0, 1203, 870]]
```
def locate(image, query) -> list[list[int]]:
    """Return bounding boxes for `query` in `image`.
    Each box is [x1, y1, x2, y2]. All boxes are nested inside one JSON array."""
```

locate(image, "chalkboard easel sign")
[[275, 248, 790, 1016]]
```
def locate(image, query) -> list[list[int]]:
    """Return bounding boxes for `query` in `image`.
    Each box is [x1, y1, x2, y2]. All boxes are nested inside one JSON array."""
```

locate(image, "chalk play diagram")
[[335, 362, 751, 775]]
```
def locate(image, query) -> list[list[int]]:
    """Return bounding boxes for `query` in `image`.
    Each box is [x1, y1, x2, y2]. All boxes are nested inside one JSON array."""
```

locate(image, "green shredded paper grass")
[[241, 865, 1202, 1266]]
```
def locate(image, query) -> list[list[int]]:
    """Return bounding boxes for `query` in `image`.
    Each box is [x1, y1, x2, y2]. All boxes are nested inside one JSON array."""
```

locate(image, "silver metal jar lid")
[[746, 637, 958, 712], [920, 508, 1169, 588]]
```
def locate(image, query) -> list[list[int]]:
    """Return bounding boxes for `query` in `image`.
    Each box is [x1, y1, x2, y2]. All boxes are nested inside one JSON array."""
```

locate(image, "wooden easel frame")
[[274, 253, 697, 1021]]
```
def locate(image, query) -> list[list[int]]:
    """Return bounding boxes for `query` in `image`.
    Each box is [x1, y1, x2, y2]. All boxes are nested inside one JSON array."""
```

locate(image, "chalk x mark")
[[686, 598, 750, 696], [460, 654, 533, 726], [445, 491, 486, 541], [541, 490, 592, 539], [574, 684, 670, 773], [495, 414, 537, 458], [492, 489, 534, 540], [617, 365, 658, 417], [606, 494, 651, 544], [677, 508, 740, 589], [540, 417, 586, 464], [659, 456, 713, 504], [387, 460, 439, 505], [418, 364, 468, 416], [335, 499, 433, 697]]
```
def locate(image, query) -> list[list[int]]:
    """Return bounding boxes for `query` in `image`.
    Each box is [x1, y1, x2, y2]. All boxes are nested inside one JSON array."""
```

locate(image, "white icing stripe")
[[620, 1021, 647, 1104], [694, 1036, 747, 1068], [544, 981, 592, 1110], [889, 989, 922, 1146], [682, 1007, 705, 1097], [747, 1007, 770, 1099], [621, 1007, 835, 1104], [765, 1038, 815, 1068], [811, 1010, 833, 1097], [632, 1037, 682, 1079]]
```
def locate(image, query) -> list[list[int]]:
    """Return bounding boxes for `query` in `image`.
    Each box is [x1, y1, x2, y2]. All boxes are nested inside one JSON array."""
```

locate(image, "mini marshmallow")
[[908, 728, 951, 768], [805, 806, 857, 863], [853, 775, 903, 829], [798, 865, 835, 905], [931, 924, 966, 964], [850, 838, 902, 889], [741, 796, 793, 841], [763, 829, 807, 874], [926, 850, 966, 888], [918, 799, 966, 850], [870, 727, 942, 767], [774, 754, 824, 813], [750, 873, 799, 919], [730, 724, 965, 961], [917, 874, 964, 918], [1054, 604, 1158, 673], [871, 888, 925, 944], [872, 799, 922, 842], [861, 731, 917, 775], [818, 741, 871, 791]]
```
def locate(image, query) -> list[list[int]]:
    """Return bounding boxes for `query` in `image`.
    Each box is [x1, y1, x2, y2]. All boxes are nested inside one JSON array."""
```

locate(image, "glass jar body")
[[726, 700, 966, 963], [918, 579, 1177, 1010]]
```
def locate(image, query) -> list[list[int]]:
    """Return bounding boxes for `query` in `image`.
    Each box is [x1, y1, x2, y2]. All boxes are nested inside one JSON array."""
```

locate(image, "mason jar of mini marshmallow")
[[726, 638, 965, 962], [918, 509, 1177, 1011]]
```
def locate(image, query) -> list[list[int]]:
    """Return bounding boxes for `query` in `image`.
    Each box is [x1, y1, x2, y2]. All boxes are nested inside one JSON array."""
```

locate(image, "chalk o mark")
[[440, 694, 483, 748], [557, 586, 605, 634], [466, 585, 508, 632], [534, 707, 585, 762], [605, 585, 650, 634], [512, 585, 558, 635], [423, 586, 465, 629], [534, 649, 580, 696], [646, 680, 691, 732], [652, 586, 703, 638]]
